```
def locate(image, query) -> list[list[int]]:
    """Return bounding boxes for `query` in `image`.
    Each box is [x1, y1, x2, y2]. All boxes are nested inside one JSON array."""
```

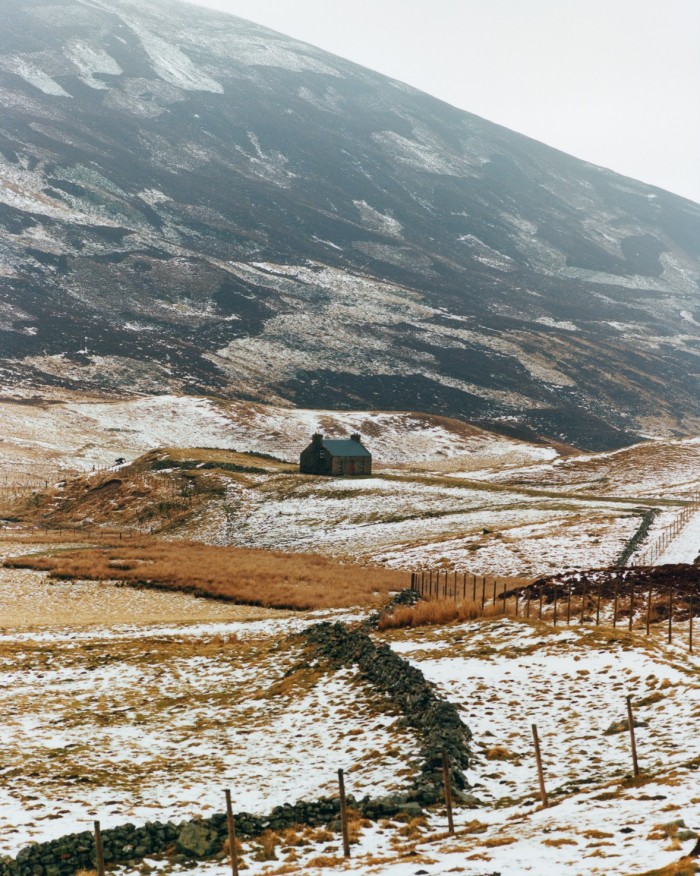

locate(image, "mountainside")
[[1, 0, 699, 449]]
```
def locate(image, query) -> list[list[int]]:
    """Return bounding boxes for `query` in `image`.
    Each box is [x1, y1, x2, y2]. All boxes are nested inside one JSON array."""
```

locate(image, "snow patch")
[[119, 17, 224, 93], [65, 40, 122, 89], [2, 58, 72, 98], [353, 200, 403, 237]]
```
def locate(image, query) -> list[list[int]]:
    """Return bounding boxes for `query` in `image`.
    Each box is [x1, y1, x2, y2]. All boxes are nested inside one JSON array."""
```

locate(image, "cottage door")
[[349, 460, 355, 475]]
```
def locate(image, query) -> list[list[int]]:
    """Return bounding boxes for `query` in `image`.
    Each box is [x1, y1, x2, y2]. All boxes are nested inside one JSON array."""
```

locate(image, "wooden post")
[[646, 578, 652, 635], [626, 695, 640, 777], [539, 584, 543, 621], [492, 577, 497, 606], [579, 580, 586, 624], [690, 591, 694, 654], [628, 577, 634, 632], [94, 821, 106, 876], [596, 581, 601, 627], [429, 570, 433, 599], [454, 570, 458, 602], [338, 769, 351, 858], [481, 577, 486, 612], [566, 582, 572, 626], [463, 572, 467, 601], [441, 750, 455, 834], [553, 585, 558, 626], [526, 589, 531, 619], [472, 574, 477, 601], [444, 570, 448, 599], [501, 581, 506, 615], [613, 580, 619, 628], [225, 789, 240, 876], [668, 587, 673, 644], [531, 724, 548, 807]]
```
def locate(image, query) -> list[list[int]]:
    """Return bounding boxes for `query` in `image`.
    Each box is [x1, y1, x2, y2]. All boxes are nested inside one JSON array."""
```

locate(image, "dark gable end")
[[300, 432, 372, 476]]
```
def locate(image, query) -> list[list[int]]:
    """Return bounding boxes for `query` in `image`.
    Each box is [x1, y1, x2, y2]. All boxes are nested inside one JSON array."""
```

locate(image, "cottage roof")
[[321, 439, 371, 458]]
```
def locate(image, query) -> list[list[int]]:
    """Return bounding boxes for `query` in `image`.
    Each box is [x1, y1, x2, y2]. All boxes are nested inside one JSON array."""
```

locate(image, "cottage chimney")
[[350, 433, 361, 443], [312, 432, 323, 447]]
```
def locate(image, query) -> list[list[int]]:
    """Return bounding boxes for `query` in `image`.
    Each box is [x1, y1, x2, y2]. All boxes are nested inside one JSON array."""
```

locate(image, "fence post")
[[626, 695, 640, 777], [579, 580, 586, 624], [441, 750, 455, 835], [225, 789, 240, 876], [472, 574, 477, 601], [492, 577, 497, 606], [646, 578, 652, 635], [628, 577, 634, 632], [690, 590, 694, 654], [463, 572, 467, 601], [94, 821, 106, 876], [553, 585, 558, 626], [531, 724, 548, 807], [668, 587, 673, 644], [613, 580, 619, 628], [481, 577, 486, 612], [338, 769, 351, 858], [454, 570, 458, 602], [539, 584, 543, 621], [566, 582, 572, 626], [596, 581, 601, 626]]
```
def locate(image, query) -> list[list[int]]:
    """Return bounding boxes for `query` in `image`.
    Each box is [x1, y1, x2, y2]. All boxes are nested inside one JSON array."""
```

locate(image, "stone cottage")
[[299, 433, 372, 476]]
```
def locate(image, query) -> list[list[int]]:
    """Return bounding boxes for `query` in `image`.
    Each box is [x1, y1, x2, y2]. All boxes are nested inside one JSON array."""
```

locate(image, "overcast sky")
[[183, 0, 700, 204]]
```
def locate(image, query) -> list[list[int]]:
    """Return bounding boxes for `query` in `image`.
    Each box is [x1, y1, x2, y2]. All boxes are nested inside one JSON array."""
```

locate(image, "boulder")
[[176, 822, 220, 858]]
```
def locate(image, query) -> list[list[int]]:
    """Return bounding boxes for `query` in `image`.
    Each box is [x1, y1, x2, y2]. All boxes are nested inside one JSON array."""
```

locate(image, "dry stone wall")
[[1, 610, 472, 875]]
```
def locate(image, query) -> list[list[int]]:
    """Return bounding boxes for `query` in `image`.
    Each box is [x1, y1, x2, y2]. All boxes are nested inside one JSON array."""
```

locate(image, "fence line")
[[636, 493, 700, 566], [409, 569, 697, 651]]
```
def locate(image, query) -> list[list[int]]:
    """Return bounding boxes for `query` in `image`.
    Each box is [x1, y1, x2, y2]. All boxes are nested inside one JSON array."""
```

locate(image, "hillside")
[[1, 0, 699, 448]]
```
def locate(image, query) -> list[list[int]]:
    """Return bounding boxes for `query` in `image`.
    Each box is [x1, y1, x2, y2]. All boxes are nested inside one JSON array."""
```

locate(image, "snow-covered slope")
[[1, 0, 700, 449]]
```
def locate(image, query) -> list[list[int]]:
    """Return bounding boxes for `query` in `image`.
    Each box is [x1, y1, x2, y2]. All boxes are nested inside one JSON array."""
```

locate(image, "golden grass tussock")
[[378, 598, 516, 630], [4, 538, 408, 611], [636, 862, 699, 876]]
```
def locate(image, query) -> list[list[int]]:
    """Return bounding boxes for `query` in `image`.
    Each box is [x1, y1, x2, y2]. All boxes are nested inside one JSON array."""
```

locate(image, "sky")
[[183, 0, 700, 204]]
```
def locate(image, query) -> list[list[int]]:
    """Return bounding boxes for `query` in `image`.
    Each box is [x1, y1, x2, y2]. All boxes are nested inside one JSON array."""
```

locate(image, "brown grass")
[[377, 598, 514, 630], [4, 538, 408, 611]]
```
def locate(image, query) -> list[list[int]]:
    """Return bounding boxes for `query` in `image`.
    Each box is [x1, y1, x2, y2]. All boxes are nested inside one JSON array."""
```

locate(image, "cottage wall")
[[300, 445, 332, 475], [331, 456, 371, 476]]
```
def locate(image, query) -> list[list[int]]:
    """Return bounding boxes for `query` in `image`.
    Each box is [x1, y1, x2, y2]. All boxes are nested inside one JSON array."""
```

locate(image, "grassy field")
[[4, 538, 409, 610]]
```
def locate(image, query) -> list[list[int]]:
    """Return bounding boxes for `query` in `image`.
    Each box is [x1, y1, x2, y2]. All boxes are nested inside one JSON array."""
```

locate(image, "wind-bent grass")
[[4, 539, 408, 610]]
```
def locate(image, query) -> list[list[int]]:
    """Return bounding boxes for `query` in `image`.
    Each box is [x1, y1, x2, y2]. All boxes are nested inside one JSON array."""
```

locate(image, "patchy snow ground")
[[0, 611, 418, 857], [2, 394, 700, 576], [68, 615, 700, 876], [655, 509, 700, 564]]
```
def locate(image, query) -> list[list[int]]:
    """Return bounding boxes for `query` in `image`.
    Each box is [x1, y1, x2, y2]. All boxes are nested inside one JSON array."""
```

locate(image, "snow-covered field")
[[14, 613, 692, 876], [2, 529, 700, 873], [0, 597, 416, 857]]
